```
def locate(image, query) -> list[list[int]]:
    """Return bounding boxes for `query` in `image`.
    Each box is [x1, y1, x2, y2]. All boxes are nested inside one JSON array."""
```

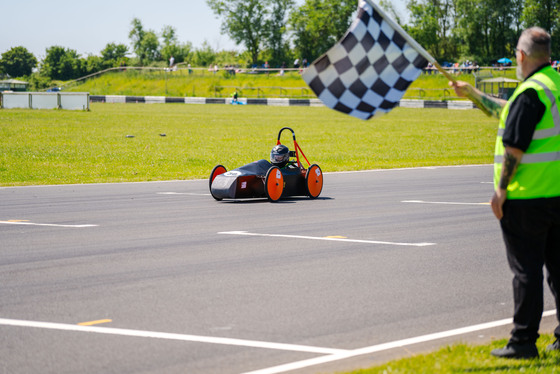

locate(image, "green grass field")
[[0, 103, 496, 186]]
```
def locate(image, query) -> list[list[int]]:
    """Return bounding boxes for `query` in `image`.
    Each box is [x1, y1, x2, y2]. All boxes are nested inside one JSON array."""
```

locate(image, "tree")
[[160, 25, 178, 63], [379, 0, 407, 25], [128, 18, 160, 65], [160, 25, 193, 64], [522, 0, 560, 55], [0, 46, 37, 77], [264, 0, 295, 67], [161, 25, 178, 47], [206, 0, 274, 65], [101, 43, 129, 68], [161, 41, 193, 66], [139, 31, 160, 64], [27, 72, 52, 90], [406, 0, 457, 61], [522, 0, 559, 34], [289, 0, 356, 62], [41, 46, 82, 80], [80, 55, 104, 75], [193, 41, 216, 67], [510, 0, 525, 37], [487, 0, 518, 59], [129, 18, 146, 57], [454, 0, 519, 63], [453, 0, 484, 60]]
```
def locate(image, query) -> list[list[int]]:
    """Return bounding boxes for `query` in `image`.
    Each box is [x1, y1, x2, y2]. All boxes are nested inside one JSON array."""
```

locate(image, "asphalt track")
[[1, 164, 557, 374]]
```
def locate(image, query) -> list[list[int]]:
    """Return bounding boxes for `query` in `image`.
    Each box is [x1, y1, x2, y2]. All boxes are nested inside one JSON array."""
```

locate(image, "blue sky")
[[1, 0, 407, 59]]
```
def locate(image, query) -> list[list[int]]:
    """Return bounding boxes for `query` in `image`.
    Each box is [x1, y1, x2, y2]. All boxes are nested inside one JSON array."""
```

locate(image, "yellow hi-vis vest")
[[494, 65, 560, 199]]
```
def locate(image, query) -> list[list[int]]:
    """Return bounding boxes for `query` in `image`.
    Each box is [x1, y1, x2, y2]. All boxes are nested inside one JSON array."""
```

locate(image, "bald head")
[[517, 27, 551, 62]]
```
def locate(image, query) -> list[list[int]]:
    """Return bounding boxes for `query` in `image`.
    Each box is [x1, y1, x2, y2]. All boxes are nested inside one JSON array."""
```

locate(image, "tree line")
[[0, 0, 558, 89], [401, 0, 559, 63]]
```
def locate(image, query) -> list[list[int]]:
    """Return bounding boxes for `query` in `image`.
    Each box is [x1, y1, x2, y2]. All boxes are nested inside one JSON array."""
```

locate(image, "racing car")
[[209, 127, 323, 202]]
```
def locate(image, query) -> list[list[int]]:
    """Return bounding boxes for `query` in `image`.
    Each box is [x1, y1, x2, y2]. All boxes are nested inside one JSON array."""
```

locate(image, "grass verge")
[[347, 335, 560, 374], [0, 103, 496, 186]]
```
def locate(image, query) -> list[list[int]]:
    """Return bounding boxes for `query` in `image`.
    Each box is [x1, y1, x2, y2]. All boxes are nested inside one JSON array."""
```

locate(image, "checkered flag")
[[302, 0, 430, 120]]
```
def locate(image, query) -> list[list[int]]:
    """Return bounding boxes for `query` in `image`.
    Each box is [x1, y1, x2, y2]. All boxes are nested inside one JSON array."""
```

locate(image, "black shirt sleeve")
[[502, 88, 545, 152]]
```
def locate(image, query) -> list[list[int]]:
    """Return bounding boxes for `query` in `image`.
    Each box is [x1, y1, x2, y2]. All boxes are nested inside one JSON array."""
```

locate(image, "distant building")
[[0, 79, 29, 92], [479, 77, 519, 100]]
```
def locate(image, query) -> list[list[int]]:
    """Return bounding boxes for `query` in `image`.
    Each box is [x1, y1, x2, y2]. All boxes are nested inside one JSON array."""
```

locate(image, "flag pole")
[[431, 61, 493, 117], [364, 0, 492, 117]]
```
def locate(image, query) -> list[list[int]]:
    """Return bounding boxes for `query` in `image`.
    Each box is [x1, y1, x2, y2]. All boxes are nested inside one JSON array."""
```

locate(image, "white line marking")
[[1, 310, 556, 373], [0, 164, 493, 190], [402, 200, 490, 206], [327, 164, 491, 175], [157, 192, 211, 196], [0, 318, 346, 355], [219, 231, 435, 247], [0, 221, 98, 228], [242, 310, 557, 374]]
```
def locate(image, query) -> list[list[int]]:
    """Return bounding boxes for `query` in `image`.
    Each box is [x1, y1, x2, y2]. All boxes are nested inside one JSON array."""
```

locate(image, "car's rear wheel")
[[305, 164, 323, 199], [209, 165, 227, 201], [265, 166, 284, 202]]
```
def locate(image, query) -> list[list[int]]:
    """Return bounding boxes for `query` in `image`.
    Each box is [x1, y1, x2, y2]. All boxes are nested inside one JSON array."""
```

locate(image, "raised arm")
[[449, 80, 507, 119]]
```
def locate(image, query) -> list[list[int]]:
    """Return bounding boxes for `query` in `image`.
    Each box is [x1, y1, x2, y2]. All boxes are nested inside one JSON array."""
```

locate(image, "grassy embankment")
[[63, 66, 518, 100]]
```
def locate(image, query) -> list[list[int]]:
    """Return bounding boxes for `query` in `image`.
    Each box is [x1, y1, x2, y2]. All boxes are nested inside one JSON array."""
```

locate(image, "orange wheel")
[[265, 166, 284, 202], [305, 164, 323, 199], [209, 165, 227, 200]]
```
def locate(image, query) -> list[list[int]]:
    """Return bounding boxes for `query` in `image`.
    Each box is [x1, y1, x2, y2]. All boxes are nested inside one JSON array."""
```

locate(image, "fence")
[[0, 92, 90, 110], [403, 88, 457, 101], [56, 66, 304, 91], [214, 85, 314, 98]]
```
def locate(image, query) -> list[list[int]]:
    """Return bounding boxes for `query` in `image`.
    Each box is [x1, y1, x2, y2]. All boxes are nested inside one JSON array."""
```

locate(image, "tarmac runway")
[[1, 164, 557, 374]]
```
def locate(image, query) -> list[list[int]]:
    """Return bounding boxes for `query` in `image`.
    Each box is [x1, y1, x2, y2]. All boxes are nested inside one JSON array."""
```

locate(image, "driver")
[[270, 144, 290, 168]]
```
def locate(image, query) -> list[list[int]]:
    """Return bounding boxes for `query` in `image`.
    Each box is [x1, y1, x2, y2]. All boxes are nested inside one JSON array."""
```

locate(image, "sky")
[[1, 0, 408, 60]]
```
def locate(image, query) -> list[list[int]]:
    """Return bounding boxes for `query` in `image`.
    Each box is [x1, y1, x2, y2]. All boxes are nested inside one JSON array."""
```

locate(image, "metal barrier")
[[404, 88, 455, 101], [0, 92, 90, 110], [214, 85, 314, 98]]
